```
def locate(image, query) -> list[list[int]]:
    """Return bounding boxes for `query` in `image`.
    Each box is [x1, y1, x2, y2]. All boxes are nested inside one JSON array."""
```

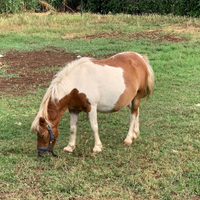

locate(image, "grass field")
[[0, 13, 200, 199]]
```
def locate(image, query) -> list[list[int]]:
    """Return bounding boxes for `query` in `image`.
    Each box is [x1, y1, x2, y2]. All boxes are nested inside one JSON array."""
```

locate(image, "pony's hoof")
[[63, 145, 75, 153], [93, 145, 103, 153], [124, 138, 132, 145], [136, 131, 140, 137]]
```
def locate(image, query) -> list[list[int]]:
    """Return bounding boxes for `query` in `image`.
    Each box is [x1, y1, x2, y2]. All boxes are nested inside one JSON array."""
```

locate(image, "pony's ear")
[[39, 117, 46, 126]]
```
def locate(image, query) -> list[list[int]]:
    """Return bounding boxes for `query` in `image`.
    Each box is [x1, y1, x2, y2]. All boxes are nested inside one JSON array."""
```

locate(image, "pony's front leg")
[[124, 103, 140, 145], [63, 111, 79, 153], [89, 105, 103, 153]]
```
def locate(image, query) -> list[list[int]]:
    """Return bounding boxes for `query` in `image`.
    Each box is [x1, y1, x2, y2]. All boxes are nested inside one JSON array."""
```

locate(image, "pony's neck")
[[47, 99, 68, 127]]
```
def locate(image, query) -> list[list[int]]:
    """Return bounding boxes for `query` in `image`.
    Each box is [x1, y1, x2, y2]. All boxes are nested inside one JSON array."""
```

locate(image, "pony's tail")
[[141, 54, 155, 99]]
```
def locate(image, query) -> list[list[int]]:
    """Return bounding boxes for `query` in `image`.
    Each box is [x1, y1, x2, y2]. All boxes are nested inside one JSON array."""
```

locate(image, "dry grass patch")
[[166, 26, 200, 39], [1, 12, 200, 40], [62, 29, 189, 43]]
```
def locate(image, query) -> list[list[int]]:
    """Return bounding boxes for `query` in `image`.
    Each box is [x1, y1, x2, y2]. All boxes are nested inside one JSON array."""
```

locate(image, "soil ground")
[[0, 31, 189, 96], [0, 47, 82, 96]]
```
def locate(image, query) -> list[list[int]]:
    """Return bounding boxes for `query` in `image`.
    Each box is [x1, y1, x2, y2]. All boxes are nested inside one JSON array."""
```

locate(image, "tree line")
[[0, 0, 199, 17]]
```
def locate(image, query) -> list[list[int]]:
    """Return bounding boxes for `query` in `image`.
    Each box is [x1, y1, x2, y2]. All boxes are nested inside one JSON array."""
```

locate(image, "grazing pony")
[[30, 52, 154, 156]]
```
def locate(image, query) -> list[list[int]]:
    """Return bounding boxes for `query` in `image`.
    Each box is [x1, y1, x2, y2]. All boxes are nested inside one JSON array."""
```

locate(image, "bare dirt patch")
[[64, 30, 189, 43], [0, 47, 82, 96], [130, 30, 189, 43]]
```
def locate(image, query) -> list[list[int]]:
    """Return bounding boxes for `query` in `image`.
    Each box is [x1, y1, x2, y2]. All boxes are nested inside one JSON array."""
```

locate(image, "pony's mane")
[[30, 57, 91, 133]]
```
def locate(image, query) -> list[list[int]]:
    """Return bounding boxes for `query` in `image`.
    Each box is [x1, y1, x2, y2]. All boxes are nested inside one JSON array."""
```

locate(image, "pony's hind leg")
[[124, 98, 140, 145], [88, 105, 103, 153], [63, 111, 79, 153]]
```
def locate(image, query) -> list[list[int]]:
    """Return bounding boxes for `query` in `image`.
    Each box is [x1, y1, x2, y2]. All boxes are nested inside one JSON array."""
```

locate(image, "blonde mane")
[[30, 57, 91, 133]]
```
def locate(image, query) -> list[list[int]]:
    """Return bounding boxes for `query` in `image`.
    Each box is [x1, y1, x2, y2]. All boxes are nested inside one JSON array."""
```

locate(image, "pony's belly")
[[97, 104, 116, 113], [97, 106, 124, 113], [96, 95, 126, 113]]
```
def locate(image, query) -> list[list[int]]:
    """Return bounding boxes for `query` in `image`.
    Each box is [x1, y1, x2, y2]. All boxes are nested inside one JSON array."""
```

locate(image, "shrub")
[[83, 0, 133, 14], [0, 0, 199, 16], [84, 0, 200, 17], [0, 0, 80, 14]]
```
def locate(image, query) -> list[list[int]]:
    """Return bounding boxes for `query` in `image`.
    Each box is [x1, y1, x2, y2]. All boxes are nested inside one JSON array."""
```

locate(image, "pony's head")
[[30, 87, 60, 157], [36, 116, 58, 157], [31, 113, 59, 157]]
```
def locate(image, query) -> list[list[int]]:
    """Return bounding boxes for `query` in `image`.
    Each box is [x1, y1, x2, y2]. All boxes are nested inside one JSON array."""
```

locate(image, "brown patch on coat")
[[92, 52, 148, 112], [59, 88, 91, 114], [47, 99, 59, 121]]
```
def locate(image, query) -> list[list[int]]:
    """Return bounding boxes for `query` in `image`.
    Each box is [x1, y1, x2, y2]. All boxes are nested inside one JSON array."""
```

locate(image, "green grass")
[[0, 13, 200, 199]]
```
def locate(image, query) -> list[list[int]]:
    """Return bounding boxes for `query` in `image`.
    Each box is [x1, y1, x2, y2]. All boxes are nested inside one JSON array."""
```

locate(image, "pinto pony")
[[30, 52, 154, 156]]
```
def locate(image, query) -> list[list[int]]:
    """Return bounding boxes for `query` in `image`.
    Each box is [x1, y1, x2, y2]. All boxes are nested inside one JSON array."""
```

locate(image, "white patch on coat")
[[51, 58, 126, 112]]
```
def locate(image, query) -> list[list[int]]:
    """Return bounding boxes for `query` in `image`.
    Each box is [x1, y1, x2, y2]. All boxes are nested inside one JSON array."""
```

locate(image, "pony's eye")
[[39, 134, 44, 138]]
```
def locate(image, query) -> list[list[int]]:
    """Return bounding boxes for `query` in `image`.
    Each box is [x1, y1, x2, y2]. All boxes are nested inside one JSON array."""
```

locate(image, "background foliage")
[[85, 0, 200, 16], [0, 0, 200, 16], [0, 0, 80, 14]]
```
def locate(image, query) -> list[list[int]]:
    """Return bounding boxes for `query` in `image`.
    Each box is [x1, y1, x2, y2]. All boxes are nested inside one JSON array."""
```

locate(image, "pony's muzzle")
[[37, 148, 58, 157], [37, 149, 47, 157]]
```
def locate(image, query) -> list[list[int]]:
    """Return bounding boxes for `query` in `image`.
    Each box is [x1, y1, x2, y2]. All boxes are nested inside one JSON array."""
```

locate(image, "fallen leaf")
[[15, 122, 22, 126]]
